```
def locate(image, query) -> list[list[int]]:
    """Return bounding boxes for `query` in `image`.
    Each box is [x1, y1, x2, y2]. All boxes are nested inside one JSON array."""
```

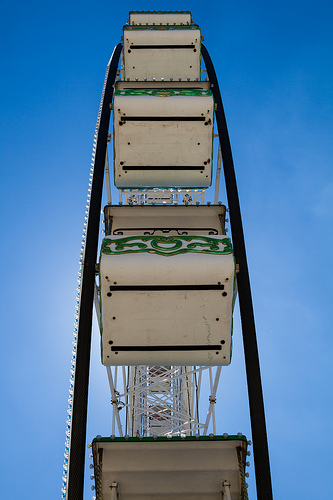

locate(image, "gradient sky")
[[1, 1, 332, 499]]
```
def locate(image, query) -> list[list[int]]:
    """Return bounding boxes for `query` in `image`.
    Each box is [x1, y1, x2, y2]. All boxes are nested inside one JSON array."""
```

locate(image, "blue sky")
[[1, 1, 332, 499]]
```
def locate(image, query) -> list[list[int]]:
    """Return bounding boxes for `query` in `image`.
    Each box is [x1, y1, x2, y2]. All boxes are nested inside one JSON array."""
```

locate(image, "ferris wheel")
[[62, 11, 273, 500]]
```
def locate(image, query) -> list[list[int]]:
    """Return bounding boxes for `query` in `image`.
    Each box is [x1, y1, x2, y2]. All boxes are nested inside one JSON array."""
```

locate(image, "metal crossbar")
[[102, 364, 222, 437]]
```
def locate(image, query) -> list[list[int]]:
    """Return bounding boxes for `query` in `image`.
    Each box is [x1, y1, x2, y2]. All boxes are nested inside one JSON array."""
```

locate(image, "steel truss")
[[105, 365, 221, 437]]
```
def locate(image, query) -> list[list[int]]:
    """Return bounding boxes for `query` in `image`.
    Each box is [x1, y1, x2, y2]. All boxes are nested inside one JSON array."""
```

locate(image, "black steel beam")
[[201, 44, 273, 500], [110, 345, 222, 351], [66, 43, 122, 500]]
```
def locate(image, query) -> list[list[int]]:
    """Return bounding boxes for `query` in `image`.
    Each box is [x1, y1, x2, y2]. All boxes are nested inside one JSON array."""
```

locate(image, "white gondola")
[[113, 88, 214, 188], [123, 12, 200, 82], [128, 11, 192, 26], [99, 205, 235, 366], [92, 435, 248, 500]]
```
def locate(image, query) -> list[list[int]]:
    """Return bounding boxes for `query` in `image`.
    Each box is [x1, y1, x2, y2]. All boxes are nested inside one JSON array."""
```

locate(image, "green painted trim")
[[101, 235, 233, 257], [115, 185, 211, 190], [114, 88, 212, 97], [129, 10, 192, 14], [93, 434, 247, 443], [124, 26, 198, 31]]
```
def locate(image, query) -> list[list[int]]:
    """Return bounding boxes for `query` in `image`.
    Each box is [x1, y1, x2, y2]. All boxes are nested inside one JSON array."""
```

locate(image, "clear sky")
[[1, 1, 332, 499]]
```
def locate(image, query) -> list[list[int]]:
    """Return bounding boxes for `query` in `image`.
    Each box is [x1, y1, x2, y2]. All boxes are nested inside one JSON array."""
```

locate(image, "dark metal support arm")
[[66, 43, 122, 500], [201, 44, 273, 500]]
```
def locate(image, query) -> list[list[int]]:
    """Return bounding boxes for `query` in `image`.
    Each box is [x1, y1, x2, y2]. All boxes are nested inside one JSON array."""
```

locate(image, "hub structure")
[[62, 11, 273, 500]]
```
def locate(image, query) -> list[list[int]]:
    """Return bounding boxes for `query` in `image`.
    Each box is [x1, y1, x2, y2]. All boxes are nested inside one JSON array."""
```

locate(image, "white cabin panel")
[[113, 89, 213, 188], [104, 205, 226, 237], [123, 28, 201, 81], [99, 235, 235, 366], [128, 12, 192, 26], [92, 436, 248, 500]]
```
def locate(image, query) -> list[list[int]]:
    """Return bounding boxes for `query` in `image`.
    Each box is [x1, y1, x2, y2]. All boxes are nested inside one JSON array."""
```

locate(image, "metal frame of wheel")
[[64, 35, 273, 500]]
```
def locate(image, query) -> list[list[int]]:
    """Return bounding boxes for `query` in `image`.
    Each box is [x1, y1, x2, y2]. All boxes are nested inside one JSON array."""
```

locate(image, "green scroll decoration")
[[101, 235, 233, 257], [115, 88, 212, 98]]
